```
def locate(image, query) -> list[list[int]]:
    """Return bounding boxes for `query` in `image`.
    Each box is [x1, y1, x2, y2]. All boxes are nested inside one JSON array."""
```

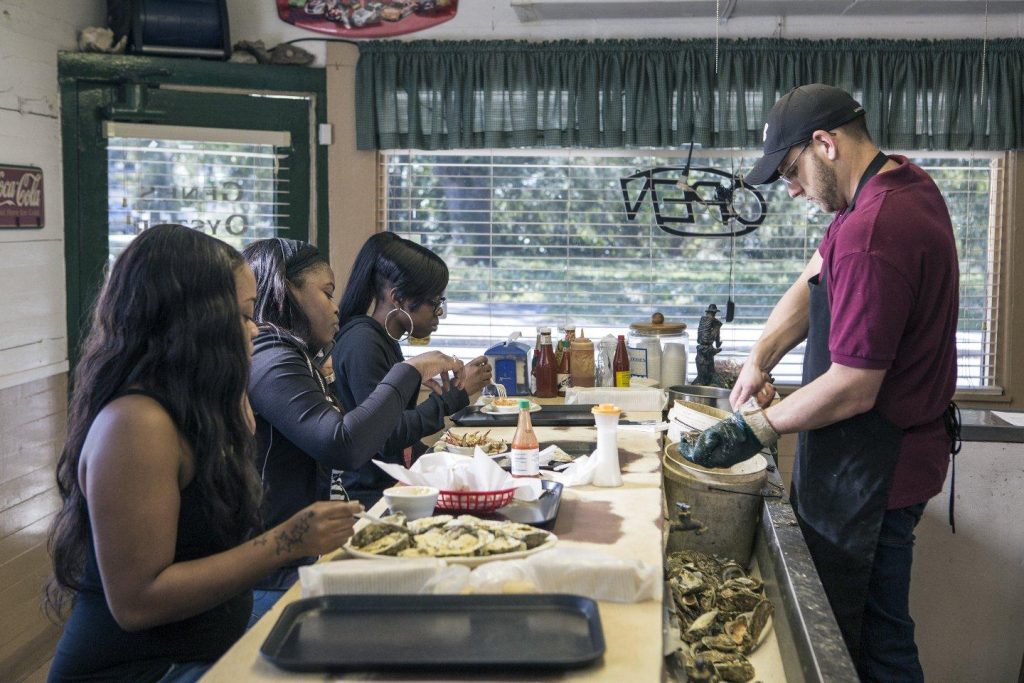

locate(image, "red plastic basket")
[[435, 487, 516, 513]]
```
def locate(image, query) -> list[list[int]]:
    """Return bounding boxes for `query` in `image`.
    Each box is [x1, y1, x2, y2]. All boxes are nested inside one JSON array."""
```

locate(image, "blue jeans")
[[857, 502, 927, 683], [247, 588, 287, 630]]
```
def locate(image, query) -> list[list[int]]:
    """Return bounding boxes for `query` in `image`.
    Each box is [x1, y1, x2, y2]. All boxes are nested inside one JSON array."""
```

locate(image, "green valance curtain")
[[355, 38, 1022, 151]]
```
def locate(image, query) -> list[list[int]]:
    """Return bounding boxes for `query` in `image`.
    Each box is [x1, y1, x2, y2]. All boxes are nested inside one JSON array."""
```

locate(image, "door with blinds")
[[64, 80, 320, 364]]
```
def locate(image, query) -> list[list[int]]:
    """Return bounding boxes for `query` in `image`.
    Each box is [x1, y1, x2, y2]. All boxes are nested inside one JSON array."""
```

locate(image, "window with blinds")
[[381, 150, 999, 390], [106, 122, 291, 262]]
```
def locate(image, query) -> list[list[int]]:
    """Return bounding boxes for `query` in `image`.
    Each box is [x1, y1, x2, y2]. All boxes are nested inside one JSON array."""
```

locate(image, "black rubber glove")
[[679, 408, 777, 469]]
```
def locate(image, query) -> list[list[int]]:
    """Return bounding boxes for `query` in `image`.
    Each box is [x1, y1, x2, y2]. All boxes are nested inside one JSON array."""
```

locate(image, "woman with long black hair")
[[242, 238, 460, 621], [334, 232, 491, 507], [47, 225, 359, 683]]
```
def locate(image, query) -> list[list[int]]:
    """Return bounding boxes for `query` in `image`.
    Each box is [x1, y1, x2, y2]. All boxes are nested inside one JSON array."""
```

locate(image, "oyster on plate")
[[406, 514, 453, 534], [414, 526, 491, 557], [357, 531, 410, 556]]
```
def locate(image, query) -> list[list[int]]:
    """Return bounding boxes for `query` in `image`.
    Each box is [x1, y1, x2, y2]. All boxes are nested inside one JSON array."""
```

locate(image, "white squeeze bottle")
[[591, 403, 623, 487], [511, 399, 540, 477]]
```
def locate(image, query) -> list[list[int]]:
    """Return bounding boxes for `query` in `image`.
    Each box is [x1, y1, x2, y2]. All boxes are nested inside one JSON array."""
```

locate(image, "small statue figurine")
[[694, 303, 723, 386]]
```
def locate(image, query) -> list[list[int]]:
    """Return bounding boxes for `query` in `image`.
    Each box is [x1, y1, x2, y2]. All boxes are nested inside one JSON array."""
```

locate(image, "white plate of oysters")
[[345, 512, 557, 568]]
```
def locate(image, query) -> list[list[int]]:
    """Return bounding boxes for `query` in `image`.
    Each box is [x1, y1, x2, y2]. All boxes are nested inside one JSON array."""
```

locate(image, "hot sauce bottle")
[[532, 328, 558, 398], [555, 327, 573, 396], [556, 345, 571, 397], [613, 334, 631, 388], [510, 399, 540, 477]]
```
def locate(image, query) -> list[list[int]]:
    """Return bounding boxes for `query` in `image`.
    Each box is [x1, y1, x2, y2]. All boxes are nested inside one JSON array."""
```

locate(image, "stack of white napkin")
[[564, 386, 667, 412], [299, 548, 660, 604], [300, 558, 448, 597]]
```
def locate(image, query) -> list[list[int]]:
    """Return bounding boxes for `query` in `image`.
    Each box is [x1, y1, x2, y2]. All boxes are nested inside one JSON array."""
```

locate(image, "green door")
[[63, 78, 321, 366]]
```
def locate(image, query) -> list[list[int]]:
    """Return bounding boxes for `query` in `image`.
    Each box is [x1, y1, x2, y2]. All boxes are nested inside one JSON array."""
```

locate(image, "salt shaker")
[[591, 403, 623, 487]]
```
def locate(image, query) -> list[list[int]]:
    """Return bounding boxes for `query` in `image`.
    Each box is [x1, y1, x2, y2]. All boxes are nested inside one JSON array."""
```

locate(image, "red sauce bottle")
[[532, 328, 557, 398]]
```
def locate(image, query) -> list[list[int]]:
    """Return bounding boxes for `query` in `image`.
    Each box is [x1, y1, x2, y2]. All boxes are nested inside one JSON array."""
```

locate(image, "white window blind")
[[381, 150, 998, 390], [106, 124, 291, 261]]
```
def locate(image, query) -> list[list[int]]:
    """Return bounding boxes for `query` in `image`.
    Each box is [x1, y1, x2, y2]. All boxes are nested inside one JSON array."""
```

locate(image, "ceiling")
[[510, 0, 1021, 23]]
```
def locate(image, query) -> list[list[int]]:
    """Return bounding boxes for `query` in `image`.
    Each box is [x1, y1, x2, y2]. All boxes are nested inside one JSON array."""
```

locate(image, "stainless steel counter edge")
[[959, 408, 1024, 442], [756, 466, 860, 683]]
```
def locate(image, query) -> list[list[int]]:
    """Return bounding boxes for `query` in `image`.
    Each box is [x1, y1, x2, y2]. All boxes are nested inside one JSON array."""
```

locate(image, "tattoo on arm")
[[275, 511, 314, 556]]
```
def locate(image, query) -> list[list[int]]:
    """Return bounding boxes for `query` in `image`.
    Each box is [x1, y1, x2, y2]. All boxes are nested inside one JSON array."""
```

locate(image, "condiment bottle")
[[531, 327, 543, 372], [532, 328, 558, 398], [556, 328, 574, 396], [569, 330, 595, 388], [530, 327, 543, 393], [595, 348, 609, 387], [591, 403, 623, 487], [510, 399, 540, 477], [598, 334, 617, 386], [613, 334, 631, 387]]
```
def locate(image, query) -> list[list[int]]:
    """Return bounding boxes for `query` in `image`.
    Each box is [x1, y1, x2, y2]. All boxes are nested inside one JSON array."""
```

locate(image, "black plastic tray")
[[488, 479, 562, 528], [490, 439, 594, 466], [451, 403, 599, 427], [260, 594, 605, 672]]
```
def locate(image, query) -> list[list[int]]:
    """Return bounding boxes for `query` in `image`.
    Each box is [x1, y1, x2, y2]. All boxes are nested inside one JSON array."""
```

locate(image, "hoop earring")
[[384, 307, 414, 342]]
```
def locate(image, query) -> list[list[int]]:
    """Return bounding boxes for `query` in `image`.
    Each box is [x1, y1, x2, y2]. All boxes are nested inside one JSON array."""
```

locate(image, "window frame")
[[377, 147, 1017, 406]]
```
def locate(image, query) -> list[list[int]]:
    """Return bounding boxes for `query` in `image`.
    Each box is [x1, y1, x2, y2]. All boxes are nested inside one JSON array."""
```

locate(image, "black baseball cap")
[[744, 84, 865, 185]]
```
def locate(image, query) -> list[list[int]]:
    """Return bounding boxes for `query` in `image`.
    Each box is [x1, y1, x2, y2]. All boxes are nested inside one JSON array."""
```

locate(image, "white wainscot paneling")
[[0, 240, 67, 389]]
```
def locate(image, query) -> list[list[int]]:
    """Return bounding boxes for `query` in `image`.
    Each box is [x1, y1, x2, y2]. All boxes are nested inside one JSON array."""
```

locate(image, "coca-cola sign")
[[0, 165, 44, 229]]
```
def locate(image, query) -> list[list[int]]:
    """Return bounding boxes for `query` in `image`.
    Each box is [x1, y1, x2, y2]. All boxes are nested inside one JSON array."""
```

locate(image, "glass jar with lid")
[[626, 312, 689, 387]]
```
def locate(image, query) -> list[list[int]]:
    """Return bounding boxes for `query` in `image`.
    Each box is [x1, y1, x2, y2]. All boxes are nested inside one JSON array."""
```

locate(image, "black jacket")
[[248, 327, 420, 585], [333, 316, 468, 506]]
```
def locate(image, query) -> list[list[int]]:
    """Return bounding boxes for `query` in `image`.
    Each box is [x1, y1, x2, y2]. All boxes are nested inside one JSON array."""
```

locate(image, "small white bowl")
[[383, 485, 439, 520]]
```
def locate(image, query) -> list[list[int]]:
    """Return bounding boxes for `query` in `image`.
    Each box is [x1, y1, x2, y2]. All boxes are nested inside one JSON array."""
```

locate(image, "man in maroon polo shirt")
[[678, 84, 958, 682]]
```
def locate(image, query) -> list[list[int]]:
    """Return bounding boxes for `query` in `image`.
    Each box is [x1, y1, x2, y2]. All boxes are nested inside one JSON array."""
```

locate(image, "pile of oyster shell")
[[349, 513, 553, 558], [666, 550, 774, 683]]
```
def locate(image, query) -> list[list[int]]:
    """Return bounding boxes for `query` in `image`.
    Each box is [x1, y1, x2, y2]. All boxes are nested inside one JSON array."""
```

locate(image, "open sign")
[[620, 166, 766, 238]]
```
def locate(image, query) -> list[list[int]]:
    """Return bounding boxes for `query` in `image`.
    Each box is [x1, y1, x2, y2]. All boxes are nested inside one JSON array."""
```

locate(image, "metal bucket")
[[663, 442, 768, 566], [666, 384, 733, 412]]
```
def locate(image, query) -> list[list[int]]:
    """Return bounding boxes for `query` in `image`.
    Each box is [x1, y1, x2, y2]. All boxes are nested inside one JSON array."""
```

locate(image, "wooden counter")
[[202, 418, 666, 682]]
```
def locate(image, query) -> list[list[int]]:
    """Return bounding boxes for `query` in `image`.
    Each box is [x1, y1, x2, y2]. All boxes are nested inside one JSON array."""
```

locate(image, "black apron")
[[790, 152, 903, 663]]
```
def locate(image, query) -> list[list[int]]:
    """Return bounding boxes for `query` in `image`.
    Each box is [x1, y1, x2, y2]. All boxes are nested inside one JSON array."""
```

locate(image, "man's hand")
[[730, 361, 775, 409], [679, 404, 779, 469]]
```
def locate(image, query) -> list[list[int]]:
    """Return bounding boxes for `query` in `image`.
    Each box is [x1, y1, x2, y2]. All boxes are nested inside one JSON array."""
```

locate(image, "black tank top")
[[48, 389, 252, 682]]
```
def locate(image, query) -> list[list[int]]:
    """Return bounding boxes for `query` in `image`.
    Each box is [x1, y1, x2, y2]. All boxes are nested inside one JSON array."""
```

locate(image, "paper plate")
[[482, 400, 541, 415], [440, 434, 509, 456], [345, 533, 557, 568]]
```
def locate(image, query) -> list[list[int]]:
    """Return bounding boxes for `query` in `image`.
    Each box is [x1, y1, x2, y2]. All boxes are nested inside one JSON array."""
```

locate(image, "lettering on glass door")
[[107, 135, 288, 260]]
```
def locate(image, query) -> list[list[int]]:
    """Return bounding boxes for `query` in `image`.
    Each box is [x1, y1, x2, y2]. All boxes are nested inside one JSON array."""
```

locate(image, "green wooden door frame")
[[59, 53, 329, 367]]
